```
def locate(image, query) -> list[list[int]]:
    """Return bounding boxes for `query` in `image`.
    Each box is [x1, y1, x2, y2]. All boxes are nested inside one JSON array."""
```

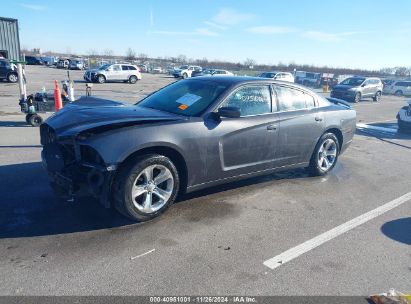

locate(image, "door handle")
[[315, 117, 323, 122], [266, 124, 277, 131]]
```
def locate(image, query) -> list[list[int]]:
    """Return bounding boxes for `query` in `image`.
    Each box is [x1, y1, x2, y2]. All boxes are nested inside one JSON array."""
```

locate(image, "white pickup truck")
[[172, 65, 202, 79]]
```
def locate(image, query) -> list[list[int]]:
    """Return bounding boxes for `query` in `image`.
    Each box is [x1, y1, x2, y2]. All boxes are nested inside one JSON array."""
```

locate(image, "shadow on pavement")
[[381, 217, 411, 245], [0, 120, 31, 128], [0, 161, 316, 239]]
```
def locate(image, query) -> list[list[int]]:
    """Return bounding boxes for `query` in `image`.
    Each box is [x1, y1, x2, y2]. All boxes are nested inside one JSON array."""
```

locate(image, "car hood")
[[333, 84, 357, 91], [45, 96, 186, 137]]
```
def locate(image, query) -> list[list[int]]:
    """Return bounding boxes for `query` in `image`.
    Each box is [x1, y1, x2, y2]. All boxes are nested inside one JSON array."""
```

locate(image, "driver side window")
[[219, 85, 272, 116]]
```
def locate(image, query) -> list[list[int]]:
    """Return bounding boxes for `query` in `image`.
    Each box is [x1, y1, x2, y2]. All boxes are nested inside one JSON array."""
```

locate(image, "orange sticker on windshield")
[[178, 104, 188, 110]]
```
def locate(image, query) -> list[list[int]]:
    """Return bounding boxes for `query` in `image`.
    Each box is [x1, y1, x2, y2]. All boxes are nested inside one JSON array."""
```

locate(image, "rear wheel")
[[373, 91, 381, 102], [28, 114, 43, 127], [113, 154, 180, 222], [354, 92, 361, 103], [308, 133, 339, 176], [395, 90, 403, 97], [129, 75, 138, 84], [182, 73, 188, 79]]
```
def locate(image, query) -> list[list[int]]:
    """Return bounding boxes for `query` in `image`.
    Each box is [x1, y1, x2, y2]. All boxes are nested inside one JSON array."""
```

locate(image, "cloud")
[[20, 3, 47, 11], [211, 8, 255, 26], [303, 31, 358, 42], [246, 26, 296, 34], [151, 28, 219, 37], [204, 21, 228, 30]]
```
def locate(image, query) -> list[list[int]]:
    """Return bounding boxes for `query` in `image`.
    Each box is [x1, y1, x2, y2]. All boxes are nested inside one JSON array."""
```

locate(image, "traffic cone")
[[54, 80, 63, 111]]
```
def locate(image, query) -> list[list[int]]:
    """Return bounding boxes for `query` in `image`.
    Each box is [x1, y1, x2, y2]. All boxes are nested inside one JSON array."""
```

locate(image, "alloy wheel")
[[131, 164, 174, 214], [317, 139, 337, 171]]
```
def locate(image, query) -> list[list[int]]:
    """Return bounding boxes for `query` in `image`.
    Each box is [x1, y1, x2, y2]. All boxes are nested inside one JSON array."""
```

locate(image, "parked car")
[[331, 77, 383, 103], [152, 67, 163, 73], [383, 80, 411, 96], [0, 59, 18, 83], [397, 100, 411, 132], [40, 76, 356, 222], [295, 71, 321, 87], [25, 56, 44, 65], [258, 71, 294, 82], [83, 63, 142, 84], [57, 59, 70, 69], [69, 59, 86, 70], [172, 65, 202, 78], [193, 69, 233, 77]]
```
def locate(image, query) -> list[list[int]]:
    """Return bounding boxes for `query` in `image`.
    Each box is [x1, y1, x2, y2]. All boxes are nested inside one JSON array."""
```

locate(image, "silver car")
[[84, 63, 142, 84]]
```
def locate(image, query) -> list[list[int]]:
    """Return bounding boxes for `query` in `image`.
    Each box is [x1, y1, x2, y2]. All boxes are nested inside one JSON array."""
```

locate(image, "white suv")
[[258, 71, 294, 82], [172, 65, 202, 79], [84, 64, 142, 84], [383, 80, 411, 96]]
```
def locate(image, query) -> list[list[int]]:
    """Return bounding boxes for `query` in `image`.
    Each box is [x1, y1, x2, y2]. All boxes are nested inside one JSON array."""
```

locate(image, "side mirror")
[[218, 107, 241, 118]]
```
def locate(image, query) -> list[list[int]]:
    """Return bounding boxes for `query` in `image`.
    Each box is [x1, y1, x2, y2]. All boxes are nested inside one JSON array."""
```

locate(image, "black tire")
[[113, 154, 180, 222], [97, 75, 106, 84], [373, 91, 381, 102], [308, 133, 340, 176], [353, 92, 361, 103], [395, 90, 403, 97], [25, 114, 33, 124], [28, 114, 43, 127], [7, 72, 18, 83], [129, 75, 138, 84], [182, 73, 188, 79]]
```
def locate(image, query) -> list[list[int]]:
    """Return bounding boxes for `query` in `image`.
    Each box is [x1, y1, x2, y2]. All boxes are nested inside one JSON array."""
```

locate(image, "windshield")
[[341, 77, 365, 86], [137, 79, 228, 116], [260, 72, 276, 78], [98, 64, 110, 70]]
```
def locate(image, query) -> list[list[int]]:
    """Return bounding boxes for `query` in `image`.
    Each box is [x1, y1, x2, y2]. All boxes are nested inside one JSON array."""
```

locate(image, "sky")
[[2, 0, 411, 70]]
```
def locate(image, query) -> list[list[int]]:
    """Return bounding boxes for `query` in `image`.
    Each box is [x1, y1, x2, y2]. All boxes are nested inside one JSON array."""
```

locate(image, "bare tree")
[[103, 49, 114, 58], [395, 67, 410, 77], [125, 48, 136, 61], [137, 53, 148, 62], [177, 54, 187, 64], [87, 49, 99, 58], [244, 58, 256, 69]]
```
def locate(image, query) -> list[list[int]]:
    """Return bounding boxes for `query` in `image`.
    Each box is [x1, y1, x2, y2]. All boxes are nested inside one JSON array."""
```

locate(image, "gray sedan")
[[40, 77, 356, 221]]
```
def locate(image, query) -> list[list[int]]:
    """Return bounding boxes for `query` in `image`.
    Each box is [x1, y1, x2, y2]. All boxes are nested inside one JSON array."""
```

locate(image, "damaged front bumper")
[[41, 126, 117, 207]]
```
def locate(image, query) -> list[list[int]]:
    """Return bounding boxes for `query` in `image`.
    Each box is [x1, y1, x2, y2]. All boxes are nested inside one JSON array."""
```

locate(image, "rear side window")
[[121, 65, 129, 71], [220, 85, 272, 116], [275, 86, 316, 111], [128, 66, 137, 70]]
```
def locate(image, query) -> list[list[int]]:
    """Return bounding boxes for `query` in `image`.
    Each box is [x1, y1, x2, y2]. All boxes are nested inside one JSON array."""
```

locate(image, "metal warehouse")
[[0, 17, 21, 60]]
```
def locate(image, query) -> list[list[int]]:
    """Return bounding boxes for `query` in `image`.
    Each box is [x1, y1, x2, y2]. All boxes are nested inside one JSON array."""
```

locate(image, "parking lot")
[[0, 66, 410, 296]]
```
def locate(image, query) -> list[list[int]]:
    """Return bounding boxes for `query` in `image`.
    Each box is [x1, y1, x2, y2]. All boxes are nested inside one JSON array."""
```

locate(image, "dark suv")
[[331, 77, 383, 103], [0, 59, 18, 83]]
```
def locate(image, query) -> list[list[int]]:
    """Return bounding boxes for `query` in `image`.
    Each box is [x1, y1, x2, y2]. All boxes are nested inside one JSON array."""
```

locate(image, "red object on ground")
[[54, 80, 63, 111]]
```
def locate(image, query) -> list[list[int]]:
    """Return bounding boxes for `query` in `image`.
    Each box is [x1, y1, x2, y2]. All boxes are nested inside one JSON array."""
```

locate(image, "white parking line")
[[356, 123, 398, 134], [130, 248, 155, 260], [263, 192, 411, 270]]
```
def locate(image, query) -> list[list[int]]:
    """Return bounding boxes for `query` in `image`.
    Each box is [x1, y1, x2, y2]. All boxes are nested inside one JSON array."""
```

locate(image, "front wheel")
[[395, 90, 403, 97], [373, 91, 381, 102], [354, 92, 361, 103], [182, 73, 188, 79], [113, 154, 180, 222], [308, 133, 339, 176]]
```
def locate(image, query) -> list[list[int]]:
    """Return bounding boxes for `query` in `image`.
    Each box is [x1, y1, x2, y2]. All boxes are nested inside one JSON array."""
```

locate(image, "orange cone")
[[54, 80, 63, 111]]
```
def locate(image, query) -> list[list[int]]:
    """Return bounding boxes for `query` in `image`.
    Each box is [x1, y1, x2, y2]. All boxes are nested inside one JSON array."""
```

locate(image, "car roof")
[[186, 76, 309, 90]]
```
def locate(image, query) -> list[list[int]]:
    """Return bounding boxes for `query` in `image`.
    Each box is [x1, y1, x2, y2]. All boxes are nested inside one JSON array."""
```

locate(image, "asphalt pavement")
[[0, 67, 410, 296]]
